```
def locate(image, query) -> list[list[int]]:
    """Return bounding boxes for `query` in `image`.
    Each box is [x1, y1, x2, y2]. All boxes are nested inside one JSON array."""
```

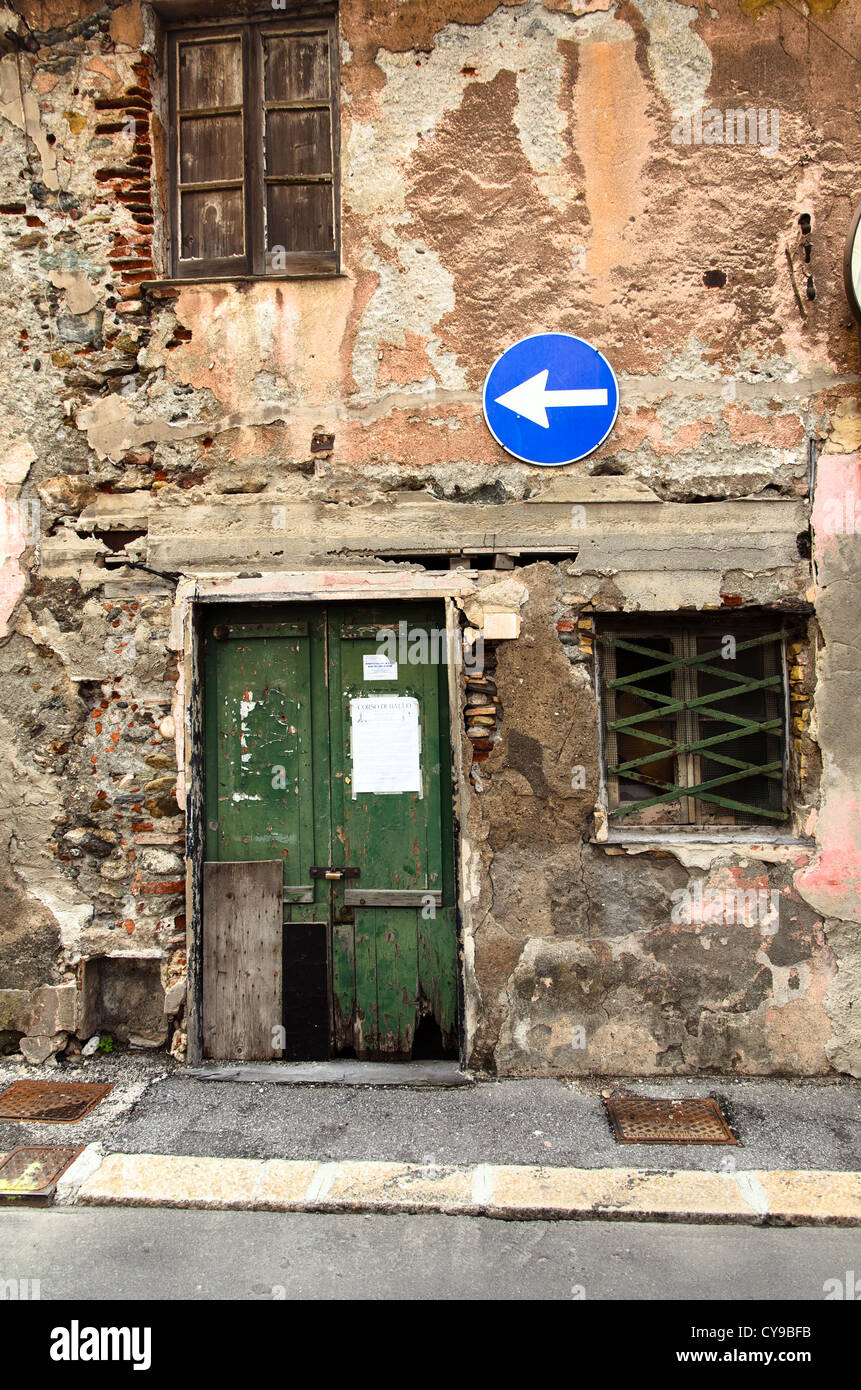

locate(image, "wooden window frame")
[[597, 618, 790, 829], [166, 10, 340, 281]]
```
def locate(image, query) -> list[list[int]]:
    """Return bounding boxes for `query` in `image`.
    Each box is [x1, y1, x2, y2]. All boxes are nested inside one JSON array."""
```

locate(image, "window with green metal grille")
[[597, 621, 788, 827]]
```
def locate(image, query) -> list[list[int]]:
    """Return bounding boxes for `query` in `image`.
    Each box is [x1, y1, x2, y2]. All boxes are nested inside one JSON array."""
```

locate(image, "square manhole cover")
[[0, 1080, 113, 1123], [605, 1096, 737, 1145], [0, 1146, 82, 1201]]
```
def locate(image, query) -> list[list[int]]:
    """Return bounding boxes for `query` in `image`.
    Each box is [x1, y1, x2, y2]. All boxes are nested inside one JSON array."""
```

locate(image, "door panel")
[[373, 905, 418, 1055], [202, 859, 283, 1061], [203, 602, 458, 1061], [328, 603, 456, 1057], [203, 616, 328, 895]]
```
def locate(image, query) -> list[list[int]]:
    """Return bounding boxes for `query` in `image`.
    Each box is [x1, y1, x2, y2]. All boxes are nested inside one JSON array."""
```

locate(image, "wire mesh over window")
[[598, 623, 787, 827]]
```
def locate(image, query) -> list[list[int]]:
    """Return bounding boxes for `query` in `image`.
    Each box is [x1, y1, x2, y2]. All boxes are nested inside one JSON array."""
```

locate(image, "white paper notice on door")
[[362, 652, 398, 680], [350, 696, 421, 796]]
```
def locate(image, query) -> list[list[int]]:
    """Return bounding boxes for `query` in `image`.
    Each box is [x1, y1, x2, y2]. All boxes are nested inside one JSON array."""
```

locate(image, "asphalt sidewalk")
[[1, 1057, 860, 1223]]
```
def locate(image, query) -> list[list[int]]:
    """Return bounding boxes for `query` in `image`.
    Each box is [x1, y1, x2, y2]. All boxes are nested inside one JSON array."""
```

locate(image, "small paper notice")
[[362, 653, 398, 680], [350, 696, 421, 795]]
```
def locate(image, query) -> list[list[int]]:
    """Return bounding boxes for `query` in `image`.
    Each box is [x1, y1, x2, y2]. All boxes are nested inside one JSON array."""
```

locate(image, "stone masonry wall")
[[0, 0, 859, 1072]]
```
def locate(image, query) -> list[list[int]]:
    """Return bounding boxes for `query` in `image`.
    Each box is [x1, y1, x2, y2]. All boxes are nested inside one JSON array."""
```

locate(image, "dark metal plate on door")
[[282, 922, 329, 1061]]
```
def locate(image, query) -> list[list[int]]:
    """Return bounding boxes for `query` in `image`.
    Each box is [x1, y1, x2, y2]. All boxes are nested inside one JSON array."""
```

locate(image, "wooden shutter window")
[[168, 15, 340, 281], [172, 34, 249, 276], [262, 29, 336, 267]]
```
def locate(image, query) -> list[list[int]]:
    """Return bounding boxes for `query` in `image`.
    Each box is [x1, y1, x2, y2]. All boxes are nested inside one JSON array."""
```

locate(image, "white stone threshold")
[[183, 1060, 473, 1087]]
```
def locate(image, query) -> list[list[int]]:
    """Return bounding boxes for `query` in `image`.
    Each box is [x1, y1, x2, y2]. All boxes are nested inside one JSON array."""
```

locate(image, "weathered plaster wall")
[[802, 406, 861, 1077], [458, 560, 835, 1076], [0, 0, 858, 1071]]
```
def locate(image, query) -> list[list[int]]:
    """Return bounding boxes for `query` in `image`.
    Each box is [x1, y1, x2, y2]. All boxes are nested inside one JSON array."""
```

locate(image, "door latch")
[[310, 866, 361, 881]]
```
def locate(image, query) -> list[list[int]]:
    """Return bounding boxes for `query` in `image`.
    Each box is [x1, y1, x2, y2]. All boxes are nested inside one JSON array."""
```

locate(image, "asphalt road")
[[1, 1206, 859, 1300]]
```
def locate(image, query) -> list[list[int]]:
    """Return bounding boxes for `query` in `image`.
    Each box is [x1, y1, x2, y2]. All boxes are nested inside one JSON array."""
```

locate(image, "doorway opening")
[[199, 599, 460, 1063]]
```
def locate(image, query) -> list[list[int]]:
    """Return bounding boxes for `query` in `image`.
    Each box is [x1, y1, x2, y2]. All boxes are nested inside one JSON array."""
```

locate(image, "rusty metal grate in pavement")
[[0, 1079, 113, 1123], [0, 1146, 82, 1202], [605, 1096, 737, 1145]]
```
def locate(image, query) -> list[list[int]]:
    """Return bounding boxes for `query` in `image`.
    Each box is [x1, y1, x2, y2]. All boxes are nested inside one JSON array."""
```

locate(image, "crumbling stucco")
[[0, 0, 858, 1072]]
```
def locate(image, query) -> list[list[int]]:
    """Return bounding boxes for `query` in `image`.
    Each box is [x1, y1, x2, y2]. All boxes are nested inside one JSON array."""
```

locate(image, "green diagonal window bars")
[[598, 628, 787, 825]]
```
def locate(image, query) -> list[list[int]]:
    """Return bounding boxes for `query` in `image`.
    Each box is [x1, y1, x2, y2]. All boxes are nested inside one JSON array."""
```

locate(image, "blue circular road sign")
[[483, 332, 619, 466]]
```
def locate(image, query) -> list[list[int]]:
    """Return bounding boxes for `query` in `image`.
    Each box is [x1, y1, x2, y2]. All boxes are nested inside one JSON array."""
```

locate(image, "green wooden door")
[[203, 602, 458, 1061]]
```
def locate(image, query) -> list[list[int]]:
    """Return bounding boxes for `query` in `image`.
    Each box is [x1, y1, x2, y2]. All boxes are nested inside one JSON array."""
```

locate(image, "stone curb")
[[72, 1153, 861, 1225], [54, 1142, 105, 1205]]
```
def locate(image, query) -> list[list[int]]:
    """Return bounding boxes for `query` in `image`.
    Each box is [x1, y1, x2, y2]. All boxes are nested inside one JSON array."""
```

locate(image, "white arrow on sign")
[[495, 369, 608, 429]]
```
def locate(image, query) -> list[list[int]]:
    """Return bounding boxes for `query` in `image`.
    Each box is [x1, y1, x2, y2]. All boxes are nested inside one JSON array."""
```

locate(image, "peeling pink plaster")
[[722, 403, 804, 448], [170, 280, 355, 413], [796, 802, 861, 924], [811, 453, 861, 551], [663, 417, 717, 456]]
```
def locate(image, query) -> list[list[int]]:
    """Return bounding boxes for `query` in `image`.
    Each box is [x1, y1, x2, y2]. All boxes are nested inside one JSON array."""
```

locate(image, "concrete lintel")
[[168, 570, 478, 651], [147, 496, 808, 573], [190, 570, 478, 601]]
